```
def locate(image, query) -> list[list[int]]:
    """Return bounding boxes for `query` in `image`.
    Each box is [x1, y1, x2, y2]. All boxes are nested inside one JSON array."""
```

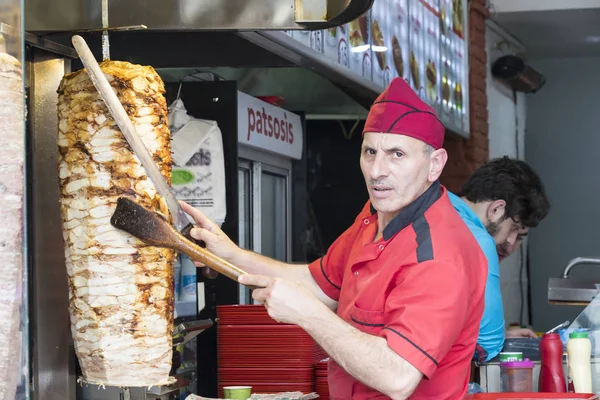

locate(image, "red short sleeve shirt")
[[308, 182, 487, 400]]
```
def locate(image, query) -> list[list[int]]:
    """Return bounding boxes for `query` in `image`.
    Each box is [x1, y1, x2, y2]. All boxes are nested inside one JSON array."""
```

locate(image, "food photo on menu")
[[372, 19, 386, 71], [452, 0, 464, 37], [409, 50, 420, 89], [348, 14, 369, 49], [426, 59, 437, 102], [392, 35, 404, 77]]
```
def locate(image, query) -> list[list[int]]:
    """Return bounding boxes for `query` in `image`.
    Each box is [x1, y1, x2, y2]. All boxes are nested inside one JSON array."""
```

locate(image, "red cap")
[[363, 78, 445, 149]]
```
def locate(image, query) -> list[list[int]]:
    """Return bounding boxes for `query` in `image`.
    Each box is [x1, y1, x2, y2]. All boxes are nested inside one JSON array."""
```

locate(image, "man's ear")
[[487, 199, 507, 223], [429, 148, 448, 182]]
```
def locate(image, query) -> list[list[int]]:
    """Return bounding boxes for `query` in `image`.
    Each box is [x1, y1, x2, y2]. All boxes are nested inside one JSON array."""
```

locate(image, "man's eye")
[[364, 148, 375, 155], [394, 151, 403, 158]]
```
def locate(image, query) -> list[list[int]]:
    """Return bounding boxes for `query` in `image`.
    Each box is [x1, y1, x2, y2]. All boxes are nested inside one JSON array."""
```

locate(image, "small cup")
[[499, 352, 523, 362], [223, 386, 252, 400]]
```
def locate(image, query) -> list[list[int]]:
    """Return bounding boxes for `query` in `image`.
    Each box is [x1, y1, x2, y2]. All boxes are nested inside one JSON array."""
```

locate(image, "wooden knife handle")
[[175, 230, 248, 283], [180, 224, 219, 280]]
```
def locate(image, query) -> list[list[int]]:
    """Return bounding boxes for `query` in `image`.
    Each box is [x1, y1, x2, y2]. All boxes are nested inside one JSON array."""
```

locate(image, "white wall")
[[526, 56, 600, 331], [486, 22, 530, 326]]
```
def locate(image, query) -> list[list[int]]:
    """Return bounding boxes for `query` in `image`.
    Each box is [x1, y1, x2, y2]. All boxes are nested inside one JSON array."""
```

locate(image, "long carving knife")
[[71, 35, 212, 261]]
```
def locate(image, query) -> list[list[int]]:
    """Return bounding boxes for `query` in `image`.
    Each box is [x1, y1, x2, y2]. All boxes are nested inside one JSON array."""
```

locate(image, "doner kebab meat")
[[57, 61, 176, 386], [0, 51, 25, 400]]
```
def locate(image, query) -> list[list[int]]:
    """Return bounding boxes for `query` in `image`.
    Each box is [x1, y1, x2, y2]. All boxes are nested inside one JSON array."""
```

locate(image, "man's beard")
[[486, 220, 500, 237]]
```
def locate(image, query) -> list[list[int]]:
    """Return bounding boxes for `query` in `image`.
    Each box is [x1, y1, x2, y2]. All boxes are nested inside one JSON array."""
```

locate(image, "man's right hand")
[[506, 326, 538, 339], [180, 201, 240, 266], [179, 202, 332, 306]]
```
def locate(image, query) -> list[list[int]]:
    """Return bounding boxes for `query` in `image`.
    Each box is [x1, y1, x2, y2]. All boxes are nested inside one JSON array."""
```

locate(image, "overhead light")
[[585, 35, 600, 43], [351, 44, 370, 53], [371, 45, 388, 52]]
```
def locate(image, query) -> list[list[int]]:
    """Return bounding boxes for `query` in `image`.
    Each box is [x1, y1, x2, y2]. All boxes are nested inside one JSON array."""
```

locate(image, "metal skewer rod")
[[546, 320, 570, 334], [102, 0, 110, 61]]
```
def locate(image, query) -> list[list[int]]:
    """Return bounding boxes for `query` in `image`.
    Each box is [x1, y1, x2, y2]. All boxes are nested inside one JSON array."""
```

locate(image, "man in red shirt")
[[183, 78, 488, 399]]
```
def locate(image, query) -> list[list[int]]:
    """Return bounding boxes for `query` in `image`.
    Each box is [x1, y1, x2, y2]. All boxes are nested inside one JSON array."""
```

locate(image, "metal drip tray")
[[548, 277, 600, 304]]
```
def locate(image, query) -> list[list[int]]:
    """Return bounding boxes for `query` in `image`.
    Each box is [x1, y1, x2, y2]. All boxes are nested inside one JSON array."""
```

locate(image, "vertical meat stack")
[[57, 60, 176, 386]]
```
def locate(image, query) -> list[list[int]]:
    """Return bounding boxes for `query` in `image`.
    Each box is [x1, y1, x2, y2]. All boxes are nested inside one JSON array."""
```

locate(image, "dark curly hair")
[[458, 157, 550, 228]]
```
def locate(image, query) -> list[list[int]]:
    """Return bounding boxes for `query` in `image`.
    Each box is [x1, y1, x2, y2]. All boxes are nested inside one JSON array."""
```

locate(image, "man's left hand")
[[506, 327, 538, 339], [238, 274, 323, 326]]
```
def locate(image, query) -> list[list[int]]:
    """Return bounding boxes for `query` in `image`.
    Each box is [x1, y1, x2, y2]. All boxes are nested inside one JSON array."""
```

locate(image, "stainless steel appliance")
[[17, 0, 374, 399]]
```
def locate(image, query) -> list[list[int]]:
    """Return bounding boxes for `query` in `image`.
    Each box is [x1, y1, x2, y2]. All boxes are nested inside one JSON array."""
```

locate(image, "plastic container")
[[539, 333, 567, 392], [500, 358, 534, 392], [567, 331, 592, 393]]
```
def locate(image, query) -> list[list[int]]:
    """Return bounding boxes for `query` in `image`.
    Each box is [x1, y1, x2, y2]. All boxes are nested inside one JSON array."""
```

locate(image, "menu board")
[[408, 0, 424, 99], [292, 30, 324, 54], [389, 0, 410, 83], [371, 0, 392, 88], [286, 0, 469, 133], [348, 12, 372, 80], [439, 0, 453, 119], [423, 0, 441, 111], [324, 25, 350, 68], [451, 0, 467, 130], [312, 30, 325, 54]]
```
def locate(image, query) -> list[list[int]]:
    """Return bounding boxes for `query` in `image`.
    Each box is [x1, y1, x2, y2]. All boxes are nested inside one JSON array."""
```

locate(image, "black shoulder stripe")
[[383, 327, 439, 366], [413, 216, 433, 263], [351, 316, 384, 327], [320, 257, 341, 291]]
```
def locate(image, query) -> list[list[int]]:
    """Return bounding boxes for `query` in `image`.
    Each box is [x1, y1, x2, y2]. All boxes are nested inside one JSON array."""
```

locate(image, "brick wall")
[[440, 0, 490, 193]]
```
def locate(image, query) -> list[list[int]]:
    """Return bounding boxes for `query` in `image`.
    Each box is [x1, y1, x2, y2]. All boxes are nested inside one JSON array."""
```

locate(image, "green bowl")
[[223, 386, 252, 400]]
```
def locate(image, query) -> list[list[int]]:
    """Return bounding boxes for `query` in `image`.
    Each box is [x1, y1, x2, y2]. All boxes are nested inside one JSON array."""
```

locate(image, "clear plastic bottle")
[[179, 254, 197, 302], [173, 253, 182, 301], [566, 331, 592, 392]]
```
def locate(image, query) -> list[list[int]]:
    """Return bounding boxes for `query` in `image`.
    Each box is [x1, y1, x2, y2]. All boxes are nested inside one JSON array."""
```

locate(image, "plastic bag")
[[467, 382, 484, 394], [168, 98, 227, 227]]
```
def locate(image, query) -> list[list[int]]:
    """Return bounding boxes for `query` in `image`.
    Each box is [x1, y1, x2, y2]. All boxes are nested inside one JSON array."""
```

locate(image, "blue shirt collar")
[[448, 191, 486, 231]]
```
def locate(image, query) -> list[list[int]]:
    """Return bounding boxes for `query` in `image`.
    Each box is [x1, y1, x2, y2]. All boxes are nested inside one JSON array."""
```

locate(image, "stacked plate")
[[217, 304, 280, 325], [217, 305, 317, 395], [314, 344, 328, 365], [315, 360, 329, 400]]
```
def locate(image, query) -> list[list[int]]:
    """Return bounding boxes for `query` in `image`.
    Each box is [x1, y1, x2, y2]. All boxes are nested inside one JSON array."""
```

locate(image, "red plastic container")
[[539, 333, 567, 392]]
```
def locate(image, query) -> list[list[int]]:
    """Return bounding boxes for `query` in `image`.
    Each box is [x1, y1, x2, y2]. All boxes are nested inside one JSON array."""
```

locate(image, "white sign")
[[237, 91, 303, 160]]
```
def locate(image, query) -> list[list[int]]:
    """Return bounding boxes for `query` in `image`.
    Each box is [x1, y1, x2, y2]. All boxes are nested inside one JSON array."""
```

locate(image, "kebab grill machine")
[[21, 0, 374, 399]]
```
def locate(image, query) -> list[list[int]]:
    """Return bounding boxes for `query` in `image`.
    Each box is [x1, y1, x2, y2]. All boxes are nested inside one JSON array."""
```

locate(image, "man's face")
[[497, 227, 529, 261], [360, 132, 433, 216], [486, 210, 523, 245]]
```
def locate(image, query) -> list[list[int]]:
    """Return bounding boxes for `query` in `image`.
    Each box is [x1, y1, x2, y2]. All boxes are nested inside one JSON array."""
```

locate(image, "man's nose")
[[506, 232, 518, 246], [370, 153, 389, 179]]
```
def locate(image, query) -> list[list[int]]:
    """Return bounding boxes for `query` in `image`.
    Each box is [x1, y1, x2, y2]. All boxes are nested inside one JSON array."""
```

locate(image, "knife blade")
[[71, 35, 214, 271]]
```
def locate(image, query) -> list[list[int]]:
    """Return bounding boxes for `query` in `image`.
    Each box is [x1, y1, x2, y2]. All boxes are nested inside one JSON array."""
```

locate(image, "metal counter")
[[479, 358, 600, 393]]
